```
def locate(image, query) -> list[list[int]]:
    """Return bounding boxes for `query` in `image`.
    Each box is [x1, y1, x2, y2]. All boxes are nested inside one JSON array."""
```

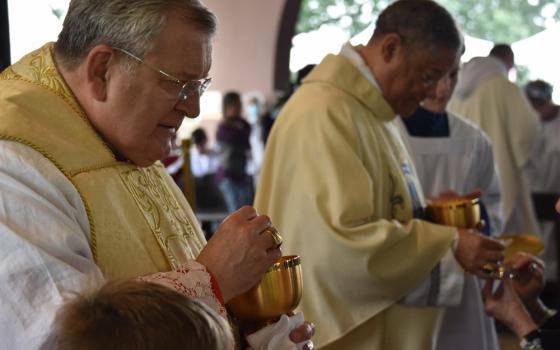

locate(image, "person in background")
[[246, 95, 265, 187], [255, 1, 504, 348], [400, 50, 503, 350], [525, 79, 560, 284], [260, 65, 316, 147], [190, 127, 226, 239], [216, 91, 253, 213], [40, 279, 234, 350], [191, 127, 220, 179], [449, 43, 540, 236]]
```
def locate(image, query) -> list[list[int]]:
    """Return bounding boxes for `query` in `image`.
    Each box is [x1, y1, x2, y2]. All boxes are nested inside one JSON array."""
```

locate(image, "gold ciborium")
[[425, 195, 481, 229], [227, 255, 302, 324]]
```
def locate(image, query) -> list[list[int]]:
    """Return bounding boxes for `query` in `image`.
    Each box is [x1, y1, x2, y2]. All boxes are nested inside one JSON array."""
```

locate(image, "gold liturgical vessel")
[[425, 194, 481, 229], [425, 192, 544, 278], [227, 255, 303, 324]]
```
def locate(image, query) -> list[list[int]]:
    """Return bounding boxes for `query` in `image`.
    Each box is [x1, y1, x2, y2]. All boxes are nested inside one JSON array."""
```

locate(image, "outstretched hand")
[[508, 252, 545, 303], [482, 279, 537, 338]]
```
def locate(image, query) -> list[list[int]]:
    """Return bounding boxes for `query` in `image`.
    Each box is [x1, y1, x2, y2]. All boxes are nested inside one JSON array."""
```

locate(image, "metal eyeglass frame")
[[114, 47, 212, 101]]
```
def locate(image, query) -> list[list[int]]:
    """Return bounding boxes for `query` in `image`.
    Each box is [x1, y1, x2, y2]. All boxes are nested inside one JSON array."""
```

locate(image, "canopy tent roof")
[[513, 22, 560, 101]]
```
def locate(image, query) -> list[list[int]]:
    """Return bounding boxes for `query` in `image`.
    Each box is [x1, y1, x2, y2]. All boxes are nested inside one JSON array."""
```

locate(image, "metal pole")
[[0, 0, 11, 71], [273, 0, 302, 95]]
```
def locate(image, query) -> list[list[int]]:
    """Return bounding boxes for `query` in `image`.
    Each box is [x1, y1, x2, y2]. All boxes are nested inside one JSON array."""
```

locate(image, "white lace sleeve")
[[138, 260, 227, 318]]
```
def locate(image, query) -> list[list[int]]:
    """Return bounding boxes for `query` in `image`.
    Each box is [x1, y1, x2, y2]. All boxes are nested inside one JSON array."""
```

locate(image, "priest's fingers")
[[454, 229, 504, 273], [228, 205, 258, 222], [245, 214, 273, 237], [480, 236, 507, 252], [289, 322, 316, 343], [479, 250, 506, 266], [254, 228, 283, 252], [221, 206, 258, 228]]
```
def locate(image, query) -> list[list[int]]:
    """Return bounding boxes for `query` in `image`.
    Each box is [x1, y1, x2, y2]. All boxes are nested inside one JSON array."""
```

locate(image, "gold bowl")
[[425, 196, 481, 229], [227, 255, 302, 323], [499, 234, 545, 259], [484, 234, 545, 279]]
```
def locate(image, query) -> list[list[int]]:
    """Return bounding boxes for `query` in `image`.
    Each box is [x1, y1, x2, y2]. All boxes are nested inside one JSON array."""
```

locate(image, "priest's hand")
[[196, 206, 282, 302], [454, 228, 505, 278], [244, 316, 315, 350], [289, 321, 315, 349]]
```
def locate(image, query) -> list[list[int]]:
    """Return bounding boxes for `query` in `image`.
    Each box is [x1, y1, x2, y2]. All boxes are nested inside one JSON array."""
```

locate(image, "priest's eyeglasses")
[[114, 47, 212, 102]]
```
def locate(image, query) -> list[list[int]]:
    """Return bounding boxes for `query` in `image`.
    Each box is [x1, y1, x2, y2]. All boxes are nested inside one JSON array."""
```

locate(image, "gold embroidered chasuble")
[[0, 43, 206, 279], [254, 54, 459, 349]]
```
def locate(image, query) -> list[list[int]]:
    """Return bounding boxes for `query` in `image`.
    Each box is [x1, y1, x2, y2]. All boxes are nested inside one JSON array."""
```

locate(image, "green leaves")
[[297, 0, 560, 43]]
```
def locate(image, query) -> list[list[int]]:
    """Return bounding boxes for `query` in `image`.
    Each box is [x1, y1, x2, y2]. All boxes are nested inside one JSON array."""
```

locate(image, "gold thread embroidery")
[[70, 162, 126, 177], [120, 166, 203, 269], [0, 66, 19, 80], [0, 44, 114, 157]]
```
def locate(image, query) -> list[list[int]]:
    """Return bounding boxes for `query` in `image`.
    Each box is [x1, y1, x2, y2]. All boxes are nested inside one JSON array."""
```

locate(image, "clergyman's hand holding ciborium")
[[425, 190, 506, 277]]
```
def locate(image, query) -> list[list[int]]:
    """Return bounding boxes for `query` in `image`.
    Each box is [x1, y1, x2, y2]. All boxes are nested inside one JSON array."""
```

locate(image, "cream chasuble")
[[0, 44, 206, 278], [255, 53, 460, 349], [449, 58, 539, 235]]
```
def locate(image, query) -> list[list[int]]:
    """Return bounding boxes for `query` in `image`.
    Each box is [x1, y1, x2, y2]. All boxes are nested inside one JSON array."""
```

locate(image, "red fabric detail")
[[206, 268, 225, 307]]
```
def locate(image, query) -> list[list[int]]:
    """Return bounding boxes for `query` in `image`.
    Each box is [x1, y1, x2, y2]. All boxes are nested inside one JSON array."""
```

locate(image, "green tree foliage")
[[297, 0, 560, 43]]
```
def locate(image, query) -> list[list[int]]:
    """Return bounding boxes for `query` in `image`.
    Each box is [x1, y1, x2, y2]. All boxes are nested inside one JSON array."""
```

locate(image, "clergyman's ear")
[[84, 45, 116, 102], [380, 33, 402, 63]]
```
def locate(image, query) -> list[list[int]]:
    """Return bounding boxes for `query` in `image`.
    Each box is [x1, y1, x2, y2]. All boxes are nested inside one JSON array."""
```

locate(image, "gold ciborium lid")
[[425, 194, 481, 229], [227, 255, 302, 323]]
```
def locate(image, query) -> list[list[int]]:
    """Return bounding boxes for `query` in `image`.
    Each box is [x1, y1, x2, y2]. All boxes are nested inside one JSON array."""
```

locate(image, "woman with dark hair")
[[216, 91, 253, 212]]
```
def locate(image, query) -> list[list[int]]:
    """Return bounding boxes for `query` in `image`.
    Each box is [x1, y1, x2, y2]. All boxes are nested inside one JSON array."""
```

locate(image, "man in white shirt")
[[400, 55, 503, 350], [525, 79, 560, 282]]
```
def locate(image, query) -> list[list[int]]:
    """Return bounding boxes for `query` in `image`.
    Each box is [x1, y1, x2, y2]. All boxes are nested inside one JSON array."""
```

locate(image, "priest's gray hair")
[[55, 0, 217, 69], [372, 0, 463, 53]]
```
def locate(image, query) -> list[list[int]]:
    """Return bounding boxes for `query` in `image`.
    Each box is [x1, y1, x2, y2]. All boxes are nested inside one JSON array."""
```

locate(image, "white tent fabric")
[[513, 23, 560, 102]]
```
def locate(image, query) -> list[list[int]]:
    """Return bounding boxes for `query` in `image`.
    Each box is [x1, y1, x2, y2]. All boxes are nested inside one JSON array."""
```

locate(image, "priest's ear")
[[83, 45, 118, 102], [379, 33, 403, 63]]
